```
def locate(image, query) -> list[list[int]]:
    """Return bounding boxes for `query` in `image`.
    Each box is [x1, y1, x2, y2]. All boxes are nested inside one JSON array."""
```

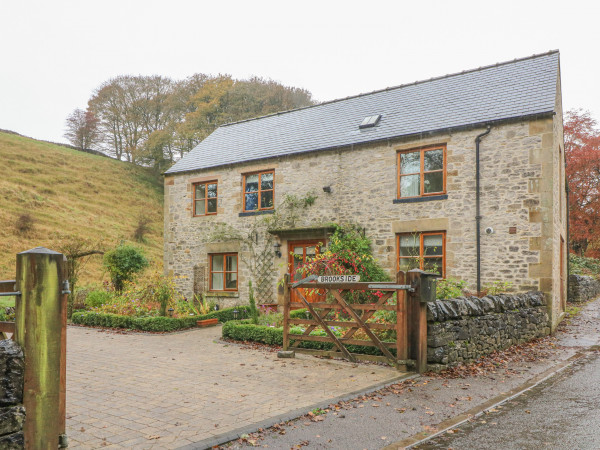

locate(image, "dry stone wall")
[[426, 292, 549, 369], [0, 339, 25, 448], [568, 275, 600, 303]]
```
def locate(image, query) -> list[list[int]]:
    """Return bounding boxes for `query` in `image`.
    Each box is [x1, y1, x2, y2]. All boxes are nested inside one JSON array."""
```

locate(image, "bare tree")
[[64, 108, 100, 150]]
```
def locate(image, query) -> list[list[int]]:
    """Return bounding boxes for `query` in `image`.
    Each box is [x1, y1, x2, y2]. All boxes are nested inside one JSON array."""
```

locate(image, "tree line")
[[64, 74, 315, 172]]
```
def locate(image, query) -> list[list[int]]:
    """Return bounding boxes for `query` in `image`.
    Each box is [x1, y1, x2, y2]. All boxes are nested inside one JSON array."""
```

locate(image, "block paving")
[[66, 325, 402, 449]]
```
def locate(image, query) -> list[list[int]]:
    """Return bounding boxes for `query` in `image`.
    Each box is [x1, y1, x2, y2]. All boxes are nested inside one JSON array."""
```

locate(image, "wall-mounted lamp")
[[274, 242, 282, 258], [322, 186, 332, 193]]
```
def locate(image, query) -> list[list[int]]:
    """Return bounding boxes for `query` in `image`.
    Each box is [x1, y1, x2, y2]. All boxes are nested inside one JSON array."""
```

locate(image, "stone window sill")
[[393, 194, 448, 204], [205, 292, 239, 298], [239, 210, 275, 217]]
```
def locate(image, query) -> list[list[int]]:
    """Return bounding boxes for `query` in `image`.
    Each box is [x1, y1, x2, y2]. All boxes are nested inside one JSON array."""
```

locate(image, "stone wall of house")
[[427, 292, 549, 369], [0, 340, 25, 447], [164, 118, 562, 312], [568, 274, 600, 303]]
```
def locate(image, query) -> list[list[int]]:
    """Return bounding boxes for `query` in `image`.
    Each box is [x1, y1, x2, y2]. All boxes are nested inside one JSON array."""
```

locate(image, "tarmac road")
[[415, 352, 600, 450]]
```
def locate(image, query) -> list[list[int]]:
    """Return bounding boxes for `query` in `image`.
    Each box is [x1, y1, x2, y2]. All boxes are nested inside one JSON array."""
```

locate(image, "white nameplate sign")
[[317, 275, 360, 283]]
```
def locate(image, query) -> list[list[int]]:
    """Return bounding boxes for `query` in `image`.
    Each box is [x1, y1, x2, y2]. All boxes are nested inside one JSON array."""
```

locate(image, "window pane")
[[424, 149, 443, 171], [226, 255, 237, 272], [211, 254, 223, 272], [195, 200, 205, 215], [245, 174, 259, 192], [424, 234, 443, 256], [424, 257, 443, 275], [211, 273, 224, 290], [306, 246, 316, 258], [195, 183, 206, 199], [207, 183, 218, 198], [424, 171, 443, 194], [400, 152, 420, 174], [400, 234, 420, 257], [226, 273, 237, 289], [207, 198, 217, 213], [261, 191, 274, 209], [400, 174, 420, 197], [399, 257, 419, 271], [261, 172, 273, 190], [245, 193, 258, 210]]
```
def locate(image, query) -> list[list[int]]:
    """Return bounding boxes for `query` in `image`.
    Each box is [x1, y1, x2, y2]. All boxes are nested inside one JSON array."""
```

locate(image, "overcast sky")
[[1, 0, 598, 143]]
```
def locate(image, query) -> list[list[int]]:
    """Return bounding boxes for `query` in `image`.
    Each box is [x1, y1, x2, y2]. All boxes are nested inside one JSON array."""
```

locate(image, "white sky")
[[1, 0, 598, 143]]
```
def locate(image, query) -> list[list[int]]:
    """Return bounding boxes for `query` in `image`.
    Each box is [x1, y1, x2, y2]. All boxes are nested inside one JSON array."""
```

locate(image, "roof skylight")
[[359, 114, 381, 129]]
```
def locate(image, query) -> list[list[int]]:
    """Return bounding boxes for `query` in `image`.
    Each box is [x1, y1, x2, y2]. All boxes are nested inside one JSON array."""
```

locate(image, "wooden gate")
[[282, 270, 433, 373], [0, 248, 69, 448]]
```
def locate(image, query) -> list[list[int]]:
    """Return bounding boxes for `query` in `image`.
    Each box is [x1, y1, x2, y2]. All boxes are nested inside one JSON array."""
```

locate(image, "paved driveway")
[[66, 325, 404, 449]]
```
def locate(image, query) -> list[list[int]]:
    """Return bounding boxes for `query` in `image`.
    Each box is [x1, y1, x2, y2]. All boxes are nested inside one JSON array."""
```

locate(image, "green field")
[[0, 296, 14, 308], [0, 132, 164, 286]]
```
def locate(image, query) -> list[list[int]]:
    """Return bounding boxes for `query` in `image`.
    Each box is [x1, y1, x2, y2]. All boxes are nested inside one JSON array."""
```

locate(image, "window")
[[398, 146, 446, 198], [359, 114, 381, 129], [244, 170, 274, 212], [193, 181, 218, 216], [209, 253, 238, 291], [397, 232, 446, 277]]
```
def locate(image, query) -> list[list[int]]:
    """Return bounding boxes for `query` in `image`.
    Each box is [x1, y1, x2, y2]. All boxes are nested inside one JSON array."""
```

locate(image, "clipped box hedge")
[[71, 305, 252, 332], [222, 319, 395, 357]]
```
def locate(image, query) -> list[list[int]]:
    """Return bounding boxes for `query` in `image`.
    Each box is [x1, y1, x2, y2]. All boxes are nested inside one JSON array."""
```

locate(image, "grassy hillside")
[[0, 132, 163, 286]]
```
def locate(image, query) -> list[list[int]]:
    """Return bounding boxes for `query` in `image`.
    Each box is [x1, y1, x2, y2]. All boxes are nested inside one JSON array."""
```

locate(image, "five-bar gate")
[[283, 269, 437, 373]]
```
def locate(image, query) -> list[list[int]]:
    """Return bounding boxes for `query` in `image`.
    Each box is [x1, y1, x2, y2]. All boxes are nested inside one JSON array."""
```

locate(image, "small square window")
[[359, 114, 382, 129], [397, 146, 446, 199], [194, 181, 218, 216], [244, 170, 274, 212], [210, 253, 238, 291]]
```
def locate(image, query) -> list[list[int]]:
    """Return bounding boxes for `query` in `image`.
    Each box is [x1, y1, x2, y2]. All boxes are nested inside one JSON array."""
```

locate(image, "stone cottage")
[[164, 51, 567, 330]]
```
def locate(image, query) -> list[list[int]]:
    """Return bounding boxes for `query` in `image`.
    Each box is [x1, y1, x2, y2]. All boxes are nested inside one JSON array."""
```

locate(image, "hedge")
[[222, 320, 395, 357], [71, 305, 252, 332]]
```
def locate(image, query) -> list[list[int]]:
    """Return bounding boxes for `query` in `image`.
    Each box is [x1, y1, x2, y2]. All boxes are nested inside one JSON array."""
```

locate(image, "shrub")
[[222, 320, 396, 357], [133, 213, 152, 243], [436, 277, 467, 300], [103, 244, 149, 291], [84, 290, 113, 308], [483, 280, 513, 295], [293, 223, 389, 304], [248, 281, 259, 325], [71, 305, 251, 331], [569, 254, 600, 277], [14, 213, 34, 235]]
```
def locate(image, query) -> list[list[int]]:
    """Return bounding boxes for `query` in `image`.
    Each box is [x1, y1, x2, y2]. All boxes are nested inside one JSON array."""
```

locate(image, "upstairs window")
[[209, 253, 238, 291], [244, 170, 274, 212], [194, 181, 218, 216], [397, 231, 445, 277], [398, 146, 446, 198]]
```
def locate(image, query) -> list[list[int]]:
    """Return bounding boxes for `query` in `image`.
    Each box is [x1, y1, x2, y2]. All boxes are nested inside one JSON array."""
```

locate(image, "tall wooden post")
[[282, 274, 290, 351], [406, 270, 428, 373], [395, 271, 407, 362], [15, 247, 68, 449]]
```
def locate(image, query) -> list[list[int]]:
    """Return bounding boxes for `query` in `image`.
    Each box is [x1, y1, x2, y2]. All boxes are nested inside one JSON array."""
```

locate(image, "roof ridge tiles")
[[219, 50, 559, 129]]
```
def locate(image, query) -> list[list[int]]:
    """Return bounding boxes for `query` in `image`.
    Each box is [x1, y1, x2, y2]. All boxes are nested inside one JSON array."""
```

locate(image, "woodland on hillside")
[[65, 75, 315, 173]]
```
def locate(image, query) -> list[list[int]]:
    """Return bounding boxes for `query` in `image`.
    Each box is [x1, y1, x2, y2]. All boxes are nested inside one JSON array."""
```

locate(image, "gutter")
[[475, 126, 492, 294]]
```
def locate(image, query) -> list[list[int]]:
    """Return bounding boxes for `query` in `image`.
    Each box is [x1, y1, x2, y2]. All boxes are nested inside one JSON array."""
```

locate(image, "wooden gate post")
[[395, 271, 407, 362], [15, 247, 68, 449], [407, 270, 428, 374], [282, 273, 290, 351]]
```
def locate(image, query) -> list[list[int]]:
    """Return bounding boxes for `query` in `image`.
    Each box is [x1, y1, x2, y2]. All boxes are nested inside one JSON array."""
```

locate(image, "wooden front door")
[[289, 240, 324, 303]]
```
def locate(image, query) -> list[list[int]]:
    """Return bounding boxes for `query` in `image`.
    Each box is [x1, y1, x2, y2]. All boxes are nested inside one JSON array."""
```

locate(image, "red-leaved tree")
[[565, 109, 600, 256]]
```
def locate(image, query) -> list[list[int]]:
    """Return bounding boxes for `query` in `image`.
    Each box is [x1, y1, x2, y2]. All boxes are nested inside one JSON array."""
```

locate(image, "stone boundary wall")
[[426, 292, 549, 368], [568, 274, 600, 303], [0, 340, 25, 448]]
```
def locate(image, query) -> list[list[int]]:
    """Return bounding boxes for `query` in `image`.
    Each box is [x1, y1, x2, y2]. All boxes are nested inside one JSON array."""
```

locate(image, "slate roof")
[[166, 51, 559, 175]]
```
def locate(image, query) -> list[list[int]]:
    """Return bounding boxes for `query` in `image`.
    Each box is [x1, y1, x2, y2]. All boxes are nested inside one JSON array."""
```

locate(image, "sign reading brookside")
[[317, 275, 360, 283]]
